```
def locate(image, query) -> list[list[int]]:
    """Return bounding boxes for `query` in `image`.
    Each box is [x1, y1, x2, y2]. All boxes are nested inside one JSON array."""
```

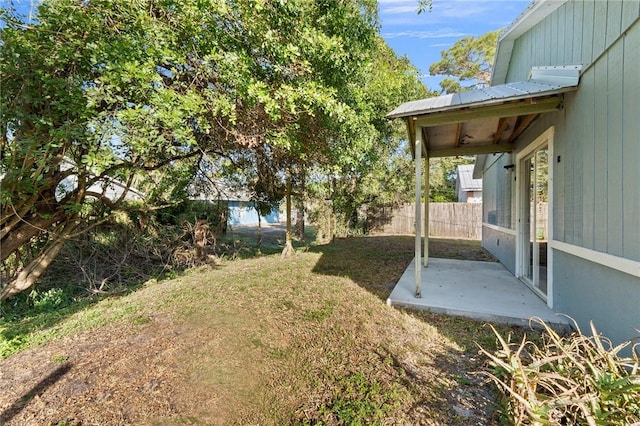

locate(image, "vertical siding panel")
[[621, 0, 640, 31], [606, 41, 624, 256], [564, 3, 574, 65], [563, 107, 575, 244], [581, 70, 596, 250], [531, 24, 539, 66], [534, 23, 544, 66], [622, 22, 640, 260], [573, 147, 584, 246], [606, 0, 623, 47], [545, 14, 552, 65], [593, 56, 608, 252], [572, 0, 583, 65], [582, 0, 595, 65], [593, 1, 608, 60], [569, 92, 584, 246], [552, 8, 561, 65], [513, 37, 523, 80], [508, 40, 522, 82], [518, 35, 529, 79], [554, 112, 566, 242], [529, 25, 536, 69]]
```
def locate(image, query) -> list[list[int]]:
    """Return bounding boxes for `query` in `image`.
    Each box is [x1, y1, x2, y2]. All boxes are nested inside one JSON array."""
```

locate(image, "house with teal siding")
[[189, 182, 280, 227], [388, 0, 639, 346]]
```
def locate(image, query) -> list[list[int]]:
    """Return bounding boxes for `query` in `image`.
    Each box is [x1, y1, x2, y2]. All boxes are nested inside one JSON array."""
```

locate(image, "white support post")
[[424, 153, 429, 267], [414, 127, 423, 298]]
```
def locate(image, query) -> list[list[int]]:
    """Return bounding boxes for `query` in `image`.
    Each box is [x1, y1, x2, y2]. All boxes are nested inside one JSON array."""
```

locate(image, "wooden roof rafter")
[[454, 123, 463, 147], [493, 117, 513, 144], [508, 113, 539, 143]]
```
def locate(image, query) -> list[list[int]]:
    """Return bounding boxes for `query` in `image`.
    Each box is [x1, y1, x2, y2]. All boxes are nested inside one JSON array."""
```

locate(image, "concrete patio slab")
[[387, 258, 572, 331]]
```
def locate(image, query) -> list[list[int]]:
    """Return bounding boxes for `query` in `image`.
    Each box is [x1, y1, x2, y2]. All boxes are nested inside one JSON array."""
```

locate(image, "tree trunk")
[[295, 165, 306, 242], [256, 211, 262, 254], [0, 220, 78, 300], [281, 167, 295, 257], [1, 213, 61, 262]]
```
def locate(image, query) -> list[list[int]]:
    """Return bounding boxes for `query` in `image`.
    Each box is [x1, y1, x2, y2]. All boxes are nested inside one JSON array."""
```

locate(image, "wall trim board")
[[550, 240, 640, 278], [483, 223, 517, 236]]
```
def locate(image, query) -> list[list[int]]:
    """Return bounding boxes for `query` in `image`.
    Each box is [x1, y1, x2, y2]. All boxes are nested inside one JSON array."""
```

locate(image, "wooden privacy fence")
[[368, 202, 482, 240]]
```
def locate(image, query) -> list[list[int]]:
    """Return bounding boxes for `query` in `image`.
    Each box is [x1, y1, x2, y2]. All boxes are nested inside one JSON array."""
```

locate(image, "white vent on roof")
[[529, 65, 582, 85]]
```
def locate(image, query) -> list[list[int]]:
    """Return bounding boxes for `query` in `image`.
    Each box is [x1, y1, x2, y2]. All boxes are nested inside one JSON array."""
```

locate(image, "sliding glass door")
[[520, 146, 549, 297]]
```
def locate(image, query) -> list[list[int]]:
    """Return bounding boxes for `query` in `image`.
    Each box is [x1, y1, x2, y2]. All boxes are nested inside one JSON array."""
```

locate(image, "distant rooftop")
[[457, 165, 482, 191]]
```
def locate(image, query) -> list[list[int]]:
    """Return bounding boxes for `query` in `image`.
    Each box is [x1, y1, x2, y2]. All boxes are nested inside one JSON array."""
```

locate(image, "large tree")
[[309, 40, 432, 235], [0, 0, 382, 299], [429, 30, 500, 94]]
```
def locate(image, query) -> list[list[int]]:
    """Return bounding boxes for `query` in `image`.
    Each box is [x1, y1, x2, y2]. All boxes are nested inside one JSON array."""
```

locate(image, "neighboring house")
[[56, 158, 144, 202], [388, 0, 639, 347], [455, 164, 482, 203], [189, 183, 280, 227]]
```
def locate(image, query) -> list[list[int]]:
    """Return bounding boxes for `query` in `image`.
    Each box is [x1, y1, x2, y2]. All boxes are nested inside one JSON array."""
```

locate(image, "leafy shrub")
[[480, 318, 640, 425]]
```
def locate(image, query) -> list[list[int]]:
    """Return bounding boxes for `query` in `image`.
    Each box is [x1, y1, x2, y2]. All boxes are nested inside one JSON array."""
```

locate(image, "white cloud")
[[382, 5, 419, 14], [379, 0, 419, 15], [434, 1, 492, 18], [381, 29, 469, 39], [378, 0, 416, 4]]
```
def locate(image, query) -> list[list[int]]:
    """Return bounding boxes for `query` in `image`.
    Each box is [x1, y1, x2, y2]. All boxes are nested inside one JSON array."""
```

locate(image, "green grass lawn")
[[0, 235, 532, 424]]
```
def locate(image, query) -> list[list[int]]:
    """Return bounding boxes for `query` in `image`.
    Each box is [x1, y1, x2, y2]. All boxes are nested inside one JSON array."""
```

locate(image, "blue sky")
[[378, 0, 530, 91]]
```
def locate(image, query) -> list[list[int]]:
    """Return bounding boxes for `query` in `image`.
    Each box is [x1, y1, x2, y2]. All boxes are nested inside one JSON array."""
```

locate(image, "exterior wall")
[[553, 250, 640, 349], [482, 225, 516, 274], [228, 200, 280, 226], [505, 1, 640, 83], [467, 191, 482, 203], [512, 18, 640, 262], [457, 189, 482, 203], [481, 152, 517, 272], [481, 153, 516, 230], [495, 4, 640, 345], [457, 187, 468, 203]]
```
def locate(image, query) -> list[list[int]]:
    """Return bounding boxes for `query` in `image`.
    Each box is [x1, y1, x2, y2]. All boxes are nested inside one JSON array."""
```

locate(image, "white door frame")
[[516, 126, 554, 308]]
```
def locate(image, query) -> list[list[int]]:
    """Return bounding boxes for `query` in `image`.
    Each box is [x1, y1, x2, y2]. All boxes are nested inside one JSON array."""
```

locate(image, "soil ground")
[[0, 232, 510, 425]]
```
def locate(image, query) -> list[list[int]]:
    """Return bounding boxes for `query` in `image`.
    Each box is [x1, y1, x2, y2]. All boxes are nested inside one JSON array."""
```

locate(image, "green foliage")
[[480, 318, 640, 425], [155, 200, 226, 228], [1, 0, 391, 298], [308, 40, 433, 236], [0, 287, 98, 359], [302, 301, 335, 322], [318, 371, 398, 425], [429, 30, 500, 93], [416, 0, 433, 14]]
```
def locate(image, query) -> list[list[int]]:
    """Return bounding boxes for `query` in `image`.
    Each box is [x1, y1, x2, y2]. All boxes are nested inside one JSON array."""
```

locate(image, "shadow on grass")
[[220, 223, 313, 259], [310, 235, 415, 301], [310, 235, 496, 300], [0, 362, 72, 423], [309, 235, 517, 423]]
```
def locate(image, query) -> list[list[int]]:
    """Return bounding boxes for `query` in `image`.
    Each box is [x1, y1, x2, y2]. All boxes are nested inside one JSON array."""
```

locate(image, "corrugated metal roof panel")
[[387, 73, 579, 119], [457, 165, 483, 191]]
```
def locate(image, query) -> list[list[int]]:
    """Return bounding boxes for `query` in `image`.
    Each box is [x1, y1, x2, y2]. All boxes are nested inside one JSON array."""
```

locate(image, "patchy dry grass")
[[0, 235, 534, 425]]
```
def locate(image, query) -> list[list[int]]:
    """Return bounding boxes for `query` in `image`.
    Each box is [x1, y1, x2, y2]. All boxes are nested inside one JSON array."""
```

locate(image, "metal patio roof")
[[387, 65, 581, 158]]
